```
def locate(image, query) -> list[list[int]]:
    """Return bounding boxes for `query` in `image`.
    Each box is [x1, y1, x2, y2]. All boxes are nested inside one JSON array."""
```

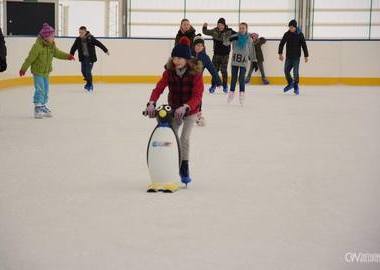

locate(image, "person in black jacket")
[[175, 19, 196, 46], [70, 26, 109, 91], [202, 18, 236, 93], [192, 35, 222, 126], [0, 27, 7, 72], [278, 19, 309, 95]]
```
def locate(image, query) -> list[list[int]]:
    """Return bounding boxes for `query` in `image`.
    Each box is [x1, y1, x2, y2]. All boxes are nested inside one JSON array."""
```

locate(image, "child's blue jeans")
[[33, 75, 49, 105]]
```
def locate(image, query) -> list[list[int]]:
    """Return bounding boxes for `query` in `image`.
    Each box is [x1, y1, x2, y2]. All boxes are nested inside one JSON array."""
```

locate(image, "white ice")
[[0, 84, 379, 270]]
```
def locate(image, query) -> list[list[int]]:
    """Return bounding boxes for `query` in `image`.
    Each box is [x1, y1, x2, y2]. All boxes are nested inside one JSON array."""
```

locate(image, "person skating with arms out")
[[19, 23, 75, 119], [202, 18, 236, 94], [70, 26, 109, 92], [227, 23, 257, 106], [192, 35, 222, 126], [278, 19, 309, 95], [145, 37, 204, 185]]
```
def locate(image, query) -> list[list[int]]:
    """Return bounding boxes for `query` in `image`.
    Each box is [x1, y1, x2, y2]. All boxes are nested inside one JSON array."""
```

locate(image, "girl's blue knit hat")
[[172, 37, 192, 59]]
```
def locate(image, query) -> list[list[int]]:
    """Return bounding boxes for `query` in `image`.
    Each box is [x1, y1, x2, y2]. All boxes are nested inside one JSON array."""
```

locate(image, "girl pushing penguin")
[[144, 37, 204, 187]]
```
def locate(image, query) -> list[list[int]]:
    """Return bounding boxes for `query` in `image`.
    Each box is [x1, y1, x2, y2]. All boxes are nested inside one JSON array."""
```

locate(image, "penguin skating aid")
[[143, 105, 182, 193]]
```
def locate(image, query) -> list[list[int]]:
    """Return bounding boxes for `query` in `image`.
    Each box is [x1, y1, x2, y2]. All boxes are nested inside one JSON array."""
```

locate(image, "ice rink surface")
[[0, 83, 379, 270]]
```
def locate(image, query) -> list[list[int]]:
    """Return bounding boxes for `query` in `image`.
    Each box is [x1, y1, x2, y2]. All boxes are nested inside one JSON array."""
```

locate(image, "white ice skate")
[[41, 105, 53, 117], [227, 91, 235, 103], [239, 92, 245, 106], [196, 113, 206, 127], [34, 105, 44, 119]]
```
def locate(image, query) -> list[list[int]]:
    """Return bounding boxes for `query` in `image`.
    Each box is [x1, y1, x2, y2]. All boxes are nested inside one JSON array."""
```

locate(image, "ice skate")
[[239, 92, 245, 106], [208, 85, 216, 94], [262, 78, 270, 85], [196, 112, 206, 127], [34, 105, 44, 119], [294, 83, 300, 95], [180, 160, 192, 186], [283, 82, 294, 92], [227, 91, 235, 103], [41, 105, 53, 117]]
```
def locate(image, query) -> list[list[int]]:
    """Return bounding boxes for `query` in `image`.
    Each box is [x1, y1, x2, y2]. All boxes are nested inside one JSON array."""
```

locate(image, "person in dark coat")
[[202, 18, 236, 93], [0, 27, 7, 72], [70, 26, 109, 91], [192, 35, 222, 90], [192, 35, 222, 126], [278, 19, 309, 95], [245, 33, 269, 85], [174, 19, 196, 46]]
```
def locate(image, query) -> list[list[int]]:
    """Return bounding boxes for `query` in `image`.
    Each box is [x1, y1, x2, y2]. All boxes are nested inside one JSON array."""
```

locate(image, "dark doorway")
[[6, 1, 55, 36]]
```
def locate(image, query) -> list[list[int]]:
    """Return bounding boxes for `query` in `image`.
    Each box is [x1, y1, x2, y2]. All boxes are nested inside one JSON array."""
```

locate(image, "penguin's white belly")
[[147, 126, 180, 184]]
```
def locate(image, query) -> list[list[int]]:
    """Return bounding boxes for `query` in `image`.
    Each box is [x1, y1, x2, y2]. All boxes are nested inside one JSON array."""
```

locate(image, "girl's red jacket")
[[149, 59, 204, 116]]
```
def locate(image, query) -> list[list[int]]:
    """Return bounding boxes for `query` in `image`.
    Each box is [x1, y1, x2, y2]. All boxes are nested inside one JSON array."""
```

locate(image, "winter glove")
[[146, 102, 156, 118], [67, 54, 75, 61], [259, 37, 266, 45], [19, 70, 26, 77], [252, 62, 258, 72], [175, 105, 190, 121]]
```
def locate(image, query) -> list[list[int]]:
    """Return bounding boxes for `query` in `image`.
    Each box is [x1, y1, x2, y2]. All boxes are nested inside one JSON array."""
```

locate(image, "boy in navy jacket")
[[278, 20, 309, 95]]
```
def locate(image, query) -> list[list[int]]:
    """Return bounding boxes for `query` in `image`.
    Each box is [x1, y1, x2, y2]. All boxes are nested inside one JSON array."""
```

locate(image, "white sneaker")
[[239, 92, 245, 106], [34, 106, 44, 119], [227, 91, 235, 103], [41, 105, 53, 117]]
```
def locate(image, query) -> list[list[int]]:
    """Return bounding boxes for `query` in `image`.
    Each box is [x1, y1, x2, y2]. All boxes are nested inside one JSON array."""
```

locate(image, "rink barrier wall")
[[1, 37, 379, 90], [1, 76, 380, 91]]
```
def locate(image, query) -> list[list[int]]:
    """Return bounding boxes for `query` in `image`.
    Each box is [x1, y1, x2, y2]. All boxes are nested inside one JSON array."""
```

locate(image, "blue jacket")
[[193, 50, 222, 86]]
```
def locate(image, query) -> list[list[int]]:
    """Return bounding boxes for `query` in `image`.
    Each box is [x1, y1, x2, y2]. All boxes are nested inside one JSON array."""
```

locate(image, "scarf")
[[237, 33, 249, 50]]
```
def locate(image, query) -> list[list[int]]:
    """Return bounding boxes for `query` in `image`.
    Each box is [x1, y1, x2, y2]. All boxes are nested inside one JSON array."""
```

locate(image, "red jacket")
[[149, 59, 204, 116]]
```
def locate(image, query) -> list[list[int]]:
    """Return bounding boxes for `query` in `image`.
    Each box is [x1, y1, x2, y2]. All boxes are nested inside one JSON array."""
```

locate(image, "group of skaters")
[[146, 17, 309, 184], [16, 18, 309, 185]]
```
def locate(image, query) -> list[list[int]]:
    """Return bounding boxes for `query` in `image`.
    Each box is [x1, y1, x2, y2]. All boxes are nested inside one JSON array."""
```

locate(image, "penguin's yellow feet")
[[160, 183, 180, 193], [147, 183, 161, 193], [147, 183, 180, 193]]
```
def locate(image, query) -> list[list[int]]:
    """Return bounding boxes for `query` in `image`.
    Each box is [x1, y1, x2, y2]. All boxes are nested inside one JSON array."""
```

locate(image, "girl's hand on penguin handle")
[[175, 105, 189, 120], [68, 54, 75, 61], [146, 103, 156, 118]]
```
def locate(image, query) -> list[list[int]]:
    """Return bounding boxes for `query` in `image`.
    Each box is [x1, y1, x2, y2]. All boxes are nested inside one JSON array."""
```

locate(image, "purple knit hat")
[[39, 23, 55, 39], [250, 32, 259, 39]]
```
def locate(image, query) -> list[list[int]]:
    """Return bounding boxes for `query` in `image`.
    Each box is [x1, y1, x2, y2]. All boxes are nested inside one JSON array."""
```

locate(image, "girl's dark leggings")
[[230, 65, 247, 92]]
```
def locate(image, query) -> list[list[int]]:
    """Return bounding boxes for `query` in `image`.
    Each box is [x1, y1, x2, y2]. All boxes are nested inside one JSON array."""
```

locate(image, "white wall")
[[1, 37, 380, 81]]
